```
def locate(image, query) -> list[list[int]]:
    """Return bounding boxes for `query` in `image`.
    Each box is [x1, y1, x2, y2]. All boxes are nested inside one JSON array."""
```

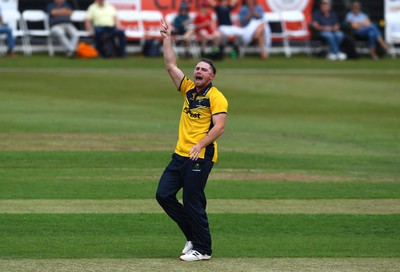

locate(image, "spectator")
[[0, 6, 16, 57], [47, 0, 79, 58], [85, 0, 126, 58], [171, 2, 195, 59], [312, 0, 346, 61], [345, 1, 388, 60], [209, 0, 243, 58], [194, 3, 223, 59], [239, 0, 271, 60]]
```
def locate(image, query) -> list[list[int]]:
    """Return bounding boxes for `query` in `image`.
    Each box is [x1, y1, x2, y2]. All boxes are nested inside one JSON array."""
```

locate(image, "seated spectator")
[[345, 1, 388, 60], [312, 0, 346, 61], [0, 6, 16, 57], [85, 0, 126, 58], [239, 0, 271, 60], [171, 2, 195, 59], [47, 0, 79, 58], [209, 0, 243, 58], [194, 3, 223, 59]]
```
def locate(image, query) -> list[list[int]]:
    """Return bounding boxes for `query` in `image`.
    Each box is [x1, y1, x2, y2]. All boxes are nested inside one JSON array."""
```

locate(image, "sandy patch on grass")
[[210, 170, 400, 182], [0, 258, 399, 272], [49, 172, 399, 183], [1, 199, 399, 214], [53, 172, 398, 182], [0, 133, 174, 151]]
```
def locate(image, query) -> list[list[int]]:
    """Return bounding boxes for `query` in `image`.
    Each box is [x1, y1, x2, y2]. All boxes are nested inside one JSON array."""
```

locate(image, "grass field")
[[0, 54, 400, 271]]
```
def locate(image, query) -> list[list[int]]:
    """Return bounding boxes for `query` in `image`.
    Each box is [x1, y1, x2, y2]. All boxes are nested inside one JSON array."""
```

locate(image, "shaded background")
[[18, 0, 385, 24]]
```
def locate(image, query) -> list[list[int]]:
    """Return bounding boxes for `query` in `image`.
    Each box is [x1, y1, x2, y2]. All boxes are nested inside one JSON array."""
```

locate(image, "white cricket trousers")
[[51, 23, 79, 53]]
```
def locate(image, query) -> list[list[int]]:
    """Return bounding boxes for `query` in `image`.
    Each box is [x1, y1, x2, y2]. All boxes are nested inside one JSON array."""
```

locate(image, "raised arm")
[[160, 19, 185, 89]]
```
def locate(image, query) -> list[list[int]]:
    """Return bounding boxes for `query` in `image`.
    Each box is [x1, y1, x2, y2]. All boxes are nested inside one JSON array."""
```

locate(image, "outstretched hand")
[[160, 19, 170, 39]]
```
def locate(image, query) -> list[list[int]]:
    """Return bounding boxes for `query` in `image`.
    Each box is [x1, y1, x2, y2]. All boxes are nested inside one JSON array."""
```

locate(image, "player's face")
[[193, 62, 214, 89]]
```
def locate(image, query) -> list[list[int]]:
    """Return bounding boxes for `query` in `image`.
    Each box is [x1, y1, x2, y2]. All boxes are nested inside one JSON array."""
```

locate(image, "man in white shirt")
[[85, 0, 126, 57]]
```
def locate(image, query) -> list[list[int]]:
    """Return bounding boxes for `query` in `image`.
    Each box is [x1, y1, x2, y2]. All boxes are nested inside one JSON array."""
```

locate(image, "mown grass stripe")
[[2, 179, 400, 200], [2, 151, 399, 181], [1, 199, 399, 214], [1, 258, 399, 272], [1, 214, 399, 258]]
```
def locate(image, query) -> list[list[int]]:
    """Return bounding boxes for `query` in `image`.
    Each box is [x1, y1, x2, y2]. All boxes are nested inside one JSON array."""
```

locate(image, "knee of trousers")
[[52, 29, 64, 36], [321, 35, 334, 43], [4, 28, 12, 35], [368, 31, 377, 40], [155, 191, 173, 205], [183, 198, 207, 215], [155, 191, 165, 203], [116, 30, 125, 38]]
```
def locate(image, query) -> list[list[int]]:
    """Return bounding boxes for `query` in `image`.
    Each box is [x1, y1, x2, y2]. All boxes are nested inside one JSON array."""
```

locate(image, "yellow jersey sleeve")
[[178, 76, 195, 96], [210, 89, 228, 115]]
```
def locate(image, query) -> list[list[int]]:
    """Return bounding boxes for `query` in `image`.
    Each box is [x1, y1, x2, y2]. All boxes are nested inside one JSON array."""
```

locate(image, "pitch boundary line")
[[1, 258, 399, 272]]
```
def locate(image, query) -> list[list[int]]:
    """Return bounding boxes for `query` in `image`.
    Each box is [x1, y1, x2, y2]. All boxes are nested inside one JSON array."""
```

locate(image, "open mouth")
[[195, 75, 203, 81]]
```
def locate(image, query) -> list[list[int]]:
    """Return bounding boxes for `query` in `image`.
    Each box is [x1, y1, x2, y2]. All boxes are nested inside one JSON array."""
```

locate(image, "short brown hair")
[[200, 58, 217, 75]]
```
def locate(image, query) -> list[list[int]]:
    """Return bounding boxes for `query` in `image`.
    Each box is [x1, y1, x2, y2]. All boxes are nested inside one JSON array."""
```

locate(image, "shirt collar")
[[196, 82, 213, 96]]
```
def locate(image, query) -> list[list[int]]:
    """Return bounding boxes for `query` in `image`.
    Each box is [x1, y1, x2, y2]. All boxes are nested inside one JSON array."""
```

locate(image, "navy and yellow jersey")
[[175, 76, 228, 162]]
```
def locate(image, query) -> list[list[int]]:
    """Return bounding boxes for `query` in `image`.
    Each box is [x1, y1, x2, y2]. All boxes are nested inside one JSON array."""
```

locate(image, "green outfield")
[[0, 55, 399, 271]]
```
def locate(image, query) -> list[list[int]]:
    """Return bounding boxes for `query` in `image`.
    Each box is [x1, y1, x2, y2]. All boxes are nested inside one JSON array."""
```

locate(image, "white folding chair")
[[165, 12, 177, 26], [280, 10, 311, 57], [165, 12, 200, 58], [0, 26, 8, 55], [116, 10, 145, 50], [263, 11, 290, 57], [1, 9, 31, 55], [0, 34, 7, 55], [70, 10, 90, 38], [188, 11, 197, 19], [141, 10, 163, 39], [22, 10, 54, 56], [385, 11, 400, 58]]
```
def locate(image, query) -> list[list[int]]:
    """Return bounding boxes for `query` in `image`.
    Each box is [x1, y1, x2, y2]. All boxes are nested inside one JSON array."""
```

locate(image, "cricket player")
[[156, 19, 228, 261]]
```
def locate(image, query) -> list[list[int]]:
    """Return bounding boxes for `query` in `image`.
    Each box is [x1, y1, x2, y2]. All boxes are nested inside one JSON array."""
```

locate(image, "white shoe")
[[181, 241, 193, 255], [337, 52, 347, 61], [326, 53, 337, 61], [180, 250, 211, 261]]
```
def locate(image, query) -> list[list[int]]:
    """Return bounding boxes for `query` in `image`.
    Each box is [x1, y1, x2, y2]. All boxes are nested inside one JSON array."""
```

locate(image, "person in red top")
[[194, 3, 223, 59]]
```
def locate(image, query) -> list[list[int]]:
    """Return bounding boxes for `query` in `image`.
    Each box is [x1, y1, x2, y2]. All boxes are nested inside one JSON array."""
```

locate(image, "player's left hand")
[[189, 144, 202, 161]]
